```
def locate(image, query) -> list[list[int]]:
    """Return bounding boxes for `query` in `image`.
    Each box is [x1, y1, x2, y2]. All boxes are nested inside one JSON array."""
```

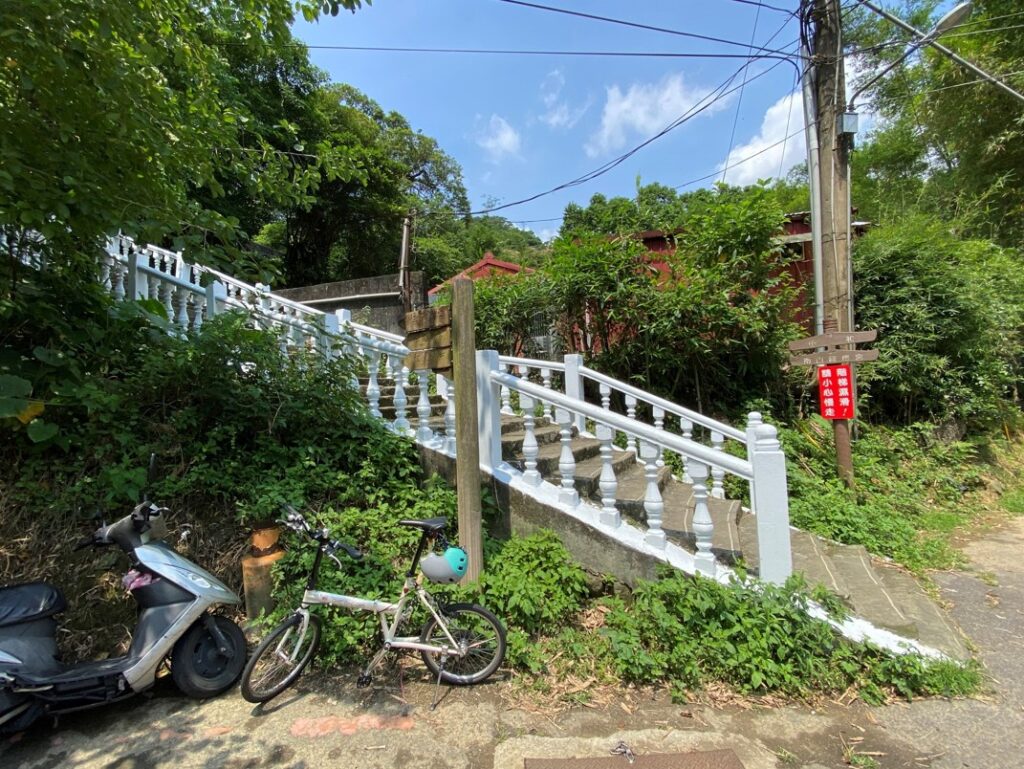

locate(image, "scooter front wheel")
[[240, 613, 321, 704], [170, 615, 247, 699]]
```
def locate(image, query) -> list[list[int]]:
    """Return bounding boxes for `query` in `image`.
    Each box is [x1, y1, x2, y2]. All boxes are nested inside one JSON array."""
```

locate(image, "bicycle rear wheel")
[[240, 613, 321, 703], [419, 603, 506, 685]]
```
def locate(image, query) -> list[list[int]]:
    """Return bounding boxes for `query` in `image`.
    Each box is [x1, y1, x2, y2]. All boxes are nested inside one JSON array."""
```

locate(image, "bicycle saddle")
[[397, 517, 448, 534]]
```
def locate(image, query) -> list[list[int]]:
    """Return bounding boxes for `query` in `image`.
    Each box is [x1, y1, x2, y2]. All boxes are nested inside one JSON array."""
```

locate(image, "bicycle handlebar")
[[279, 507, 363, 561]]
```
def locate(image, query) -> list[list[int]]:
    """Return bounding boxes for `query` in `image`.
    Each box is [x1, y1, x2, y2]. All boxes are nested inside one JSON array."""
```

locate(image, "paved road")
[[4, 518, 1023, 769]]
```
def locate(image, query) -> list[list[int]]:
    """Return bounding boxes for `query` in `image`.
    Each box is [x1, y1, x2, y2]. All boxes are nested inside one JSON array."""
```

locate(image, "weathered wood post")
[[452, 278, 483, 582]]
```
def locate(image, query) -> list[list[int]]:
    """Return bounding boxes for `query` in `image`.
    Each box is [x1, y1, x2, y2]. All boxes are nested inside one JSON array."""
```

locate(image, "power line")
[[725, 0, 795, 14], [424, 46, 800, 220], [722, 3, 764, 182], [296, 43, 801, 62], [674, 123, 811, 190], [495, 0, 798, 58]]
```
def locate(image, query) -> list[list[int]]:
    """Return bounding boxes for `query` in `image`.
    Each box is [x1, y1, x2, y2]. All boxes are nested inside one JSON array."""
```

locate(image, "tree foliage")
[[846, 0, 1024, 242], [475, 185, 802, 415], [0, 0, 367, 270]]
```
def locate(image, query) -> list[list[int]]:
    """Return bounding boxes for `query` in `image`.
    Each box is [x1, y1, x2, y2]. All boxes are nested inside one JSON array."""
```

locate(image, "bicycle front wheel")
[[240, 613, 321, 703], [419, 603, 506, 685]]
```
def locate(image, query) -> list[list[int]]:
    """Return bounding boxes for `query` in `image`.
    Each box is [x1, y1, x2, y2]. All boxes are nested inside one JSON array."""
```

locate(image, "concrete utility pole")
[[398, 213, 413, 313], [810, 0, 855, 486]]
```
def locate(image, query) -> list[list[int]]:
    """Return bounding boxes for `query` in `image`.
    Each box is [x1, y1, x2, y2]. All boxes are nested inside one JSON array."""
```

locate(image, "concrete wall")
[[416, 444, 658, 586], [276, 272, 426, 336]]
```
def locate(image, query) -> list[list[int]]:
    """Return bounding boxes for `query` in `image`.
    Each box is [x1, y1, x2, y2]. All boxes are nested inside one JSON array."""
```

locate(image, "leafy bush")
[[601, 568, 980, 702], [0, 268, 442, 658], [853, 215, 1024, 430], [479, 530, 589, 636], [782, 417, 985, 570]]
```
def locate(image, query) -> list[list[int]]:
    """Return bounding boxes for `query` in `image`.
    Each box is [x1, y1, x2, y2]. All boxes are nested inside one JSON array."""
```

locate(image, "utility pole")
[[810, 0, 855, 486], [398, 213, 413, 313]]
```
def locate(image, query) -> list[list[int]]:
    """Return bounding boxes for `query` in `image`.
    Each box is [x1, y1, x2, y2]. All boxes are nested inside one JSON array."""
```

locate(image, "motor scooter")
[[0, 496, 246, 733]]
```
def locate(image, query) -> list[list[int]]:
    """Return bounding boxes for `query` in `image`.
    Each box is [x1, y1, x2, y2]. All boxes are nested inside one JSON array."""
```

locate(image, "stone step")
[[827, 545, 919, 637], [608, 463, 674, 516], [531, 437, 602, 477], [500, 423, 563, 459], [379, 402, 446, 420], [872, 562, 968, 659], [569, 448, 639, 498], [660, 482, 743, 563], [737, 518, 852, 600]]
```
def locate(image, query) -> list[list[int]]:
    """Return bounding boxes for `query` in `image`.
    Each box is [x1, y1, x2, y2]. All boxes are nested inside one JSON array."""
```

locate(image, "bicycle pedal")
[[356, 674, 373, 689]]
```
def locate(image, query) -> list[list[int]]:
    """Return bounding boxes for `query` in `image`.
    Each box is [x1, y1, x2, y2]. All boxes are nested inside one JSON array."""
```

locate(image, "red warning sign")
[[818, 364, 854, 420]]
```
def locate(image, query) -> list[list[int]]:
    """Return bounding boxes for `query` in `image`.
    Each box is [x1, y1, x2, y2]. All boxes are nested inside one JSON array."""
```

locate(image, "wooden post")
[[452, 278, 483, 582]]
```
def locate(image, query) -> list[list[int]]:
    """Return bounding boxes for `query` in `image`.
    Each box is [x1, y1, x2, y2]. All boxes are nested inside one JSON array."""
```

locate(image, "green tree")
[[845, 0, 1024, 242], [0, 0, 364, 271]]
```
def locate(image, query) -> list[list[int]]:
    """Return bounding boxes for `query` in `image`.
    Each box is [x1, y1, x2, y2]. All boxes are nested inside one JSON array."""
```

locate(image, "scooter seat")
[[0, 582, 67, 628]]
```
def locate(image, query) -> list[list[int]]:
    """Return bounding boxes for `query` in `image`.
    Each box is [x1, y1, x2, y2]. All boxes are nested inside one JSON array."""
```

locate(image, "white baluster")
[[625, 394, 638, 454], [596, 423, 620, 527], [147, 253, 160, 302], [499, 363, 513, 415], [555, 407, 579, 506], [415, 370, 434, 444], [393, 364, 411, 434], [175, 287, 190, 330], [111, 258, 125, 301], [680, 417, 694, 483], [99, 252, 112, 291], [653, 406, 665, 468], [599, 382, 611, 411], [520, 392, 541, 487], [710, 430, 726, 499], [191, 295, 206, 333], [158, 276, 173, 319], [541, 367, 554, 421], [689, 460, 716, 577], [366, 350, 382, 418], [639, 440, 666, 548], [443, 378, 457, 456]]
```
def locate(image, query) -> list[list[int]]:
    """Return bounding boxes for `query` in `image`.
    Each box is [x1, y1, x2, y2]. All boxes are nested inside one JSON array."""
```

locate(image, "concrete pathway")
[[3, 518, 1023, 769]]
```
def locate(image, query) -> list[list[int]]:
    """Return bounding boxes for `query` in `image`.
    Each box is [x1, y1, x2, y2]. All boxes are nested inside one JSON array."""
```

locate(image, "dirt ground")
[[4, 517, 1024, 769]]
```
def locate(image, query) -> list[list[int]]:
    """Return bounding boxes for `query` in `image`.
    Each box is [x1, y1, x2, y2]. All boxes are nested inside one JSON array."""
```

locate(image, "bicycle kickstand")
[[429, 656, 448, 711]]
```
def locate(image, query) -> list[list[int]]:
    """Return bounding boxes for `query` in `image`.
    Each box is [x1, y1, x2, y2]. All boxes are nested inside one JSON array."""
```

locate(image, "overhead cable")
[[495, 0, 798, 57]]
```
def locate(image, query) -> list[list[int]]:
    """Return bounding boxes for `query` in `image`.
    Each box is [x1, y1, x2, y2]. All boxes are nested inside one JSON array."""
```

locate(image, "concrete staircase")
[[368, 381, 966, 660]]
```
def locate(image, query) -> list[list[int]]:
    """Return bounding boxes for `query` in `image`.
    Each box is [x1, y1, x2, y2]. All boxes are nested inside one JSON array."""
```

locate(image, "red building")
[[427, 252, 532, 303]]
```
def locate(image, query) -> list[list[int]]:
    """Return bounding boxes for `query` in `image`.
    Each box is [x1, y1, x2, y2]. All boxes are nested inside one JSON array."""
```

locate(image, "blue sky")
[[293, 1, 809, 239]]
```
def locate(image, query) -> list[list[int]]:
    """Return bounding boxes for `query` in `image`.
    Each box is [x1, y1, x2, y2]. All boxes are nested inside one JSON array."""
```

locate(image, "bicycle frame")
[[298, 574, 462, 656]]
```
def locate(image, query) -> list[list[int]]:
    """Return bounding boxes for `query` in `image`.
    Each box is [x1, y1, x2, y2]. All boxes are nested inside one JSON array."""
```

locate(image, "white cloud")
[[476, 114, 521, 162], [585, 72, 727, 158], [718, 91, 806, 186], [539, 70, 589, 130]]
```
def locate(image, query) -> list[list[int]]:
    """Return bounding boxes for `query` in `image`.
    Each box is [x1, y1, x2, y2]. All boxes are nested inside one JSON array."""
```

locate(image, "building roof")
[[427, 252, 532, 296]]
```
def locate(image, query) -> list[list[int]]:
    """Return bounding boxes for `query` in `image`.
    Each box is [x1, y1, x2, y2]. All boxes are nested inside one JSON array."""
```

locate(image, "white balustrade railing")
[[483, 356, 793, 584]]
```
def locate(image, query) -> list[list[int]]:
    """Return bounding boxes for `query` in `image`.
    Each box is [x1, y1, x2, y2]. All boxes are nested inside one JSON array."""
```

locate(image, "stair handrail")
[[497, 355, 567, 373], [490, 369, 753, 479], [578, 364, 747, 444]]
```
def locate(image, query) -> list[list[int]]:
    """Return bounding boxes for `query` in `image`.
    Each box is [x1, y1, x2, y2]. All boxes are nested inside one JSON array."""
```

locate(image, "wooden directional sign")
[[788, 330, 877, 352], [789, 348, 880, 367], [404, 305, 451, 334], [403, 305, 453, 375]]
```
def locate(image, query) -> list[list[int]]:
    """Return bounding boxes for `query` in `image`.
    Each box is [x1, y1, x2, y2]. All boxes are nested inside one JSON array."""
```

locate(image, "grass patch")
[[780, 417, 1024, 572]]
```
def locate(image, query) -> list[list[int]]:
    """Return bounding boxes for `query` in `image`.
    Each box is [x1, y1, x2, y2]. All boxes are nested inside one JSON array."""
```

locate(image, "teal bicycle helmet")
[[421, 546, 468, 584]]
